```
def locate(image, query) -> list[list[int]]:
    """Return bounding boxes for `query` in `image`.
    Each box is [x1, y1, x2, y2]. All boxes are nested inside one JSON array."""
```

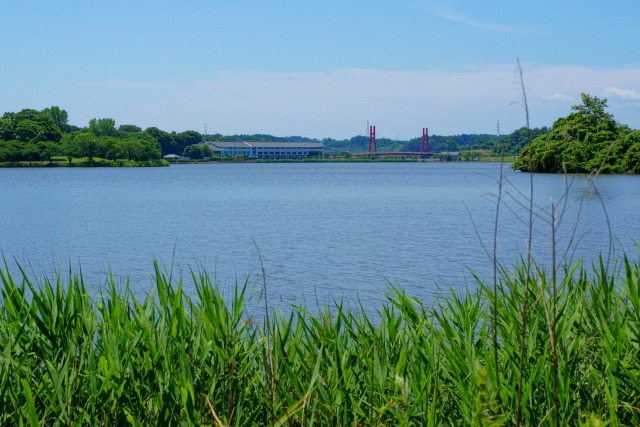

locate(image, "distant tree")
[[75, 132, 100, 164], [14, 120, 40, 142], [623, 131, 640, 173], [445, 140, 458, 151], [115, 139, 141, 161], [0, 118, 14, 140], [38, 141, 60, 165], [0, 141, 22, 162], [145, 127, 175, 156], [1, 109, 62, 143], [21, 143, 41, 164], [120, 135, 161, 161], [512, 93, 637, 173], [183, 143, 213, 160], [118, 124, 142, 133], [42, 106, 69, 132], [61, 134, 77, 165], [173, 130, 202, 155], [89, 118, 117, 137]]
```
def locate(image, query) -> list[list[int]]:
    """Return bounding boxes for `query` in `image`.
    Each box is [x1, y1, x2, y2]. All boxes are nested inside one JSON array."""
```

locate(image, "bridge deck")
[[352, 152, 437, 157]]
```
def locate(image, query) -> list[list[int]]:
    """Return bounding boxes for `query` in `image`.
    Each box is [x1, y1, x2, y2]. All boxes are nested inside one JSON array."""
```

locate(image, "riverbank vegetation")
[[2, 106, 545, 166], [1, 254, 639, 425], [512, 93, 640, 173], [0, 110, 167, 166]]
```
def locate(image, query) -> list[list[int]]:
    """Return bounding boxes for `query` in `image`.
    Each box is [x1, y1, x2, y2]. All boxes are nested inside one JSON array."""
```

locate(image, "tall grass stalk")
[[492, 147, 505, 415], [514, 57, 534, 427], [1, 254, 640, 425]]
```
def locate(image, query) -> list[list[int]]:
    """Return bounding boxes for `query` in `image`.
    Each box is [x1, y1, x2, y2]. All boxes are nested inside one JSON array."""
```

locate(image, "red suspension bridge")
[[352, 126, 437, 157]]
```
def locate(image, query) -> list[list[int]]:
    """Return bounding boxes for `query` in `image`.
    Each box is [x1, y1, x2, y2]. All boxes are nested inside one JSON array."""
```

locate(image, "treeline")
[[0, 107, 208, 165], [321, 129, 550, 156], [3, 104, 566, 166], [0, 109, 155, 165], [513, 93, 640, 173], [205, 133, 319, 143]]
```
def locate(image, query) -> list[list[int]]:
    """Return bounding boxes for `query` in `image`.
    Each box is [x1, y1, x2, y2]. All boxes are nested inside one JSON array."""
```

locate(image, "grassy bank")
[[0, 156, 169, 167], [1, 257, 639, 426]]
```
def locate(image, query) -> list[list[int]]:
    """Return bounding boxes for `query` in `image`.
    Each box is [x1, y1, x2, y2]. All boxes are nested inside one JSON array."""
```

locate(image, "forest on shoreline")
[[4, 94, 639, 172], [1, 106, 546, 166], [512, 93, 640, 173]]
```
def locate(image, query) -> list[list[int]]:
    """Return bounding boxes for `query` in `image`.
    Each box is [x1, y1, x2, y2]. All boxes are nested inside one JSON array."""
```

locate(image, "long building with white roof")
[[206, 141, 323, 159]]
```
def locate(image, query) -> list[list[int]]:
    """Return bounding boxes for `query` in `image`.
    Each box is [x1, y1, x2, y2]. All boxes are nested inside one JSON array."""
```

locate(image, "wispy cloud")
[[540, 93, 573, 102], [602, 86, 640, 101], [81, 79, 169, 90], [65, 63, 640, 138], [434, 8, 536, 33]]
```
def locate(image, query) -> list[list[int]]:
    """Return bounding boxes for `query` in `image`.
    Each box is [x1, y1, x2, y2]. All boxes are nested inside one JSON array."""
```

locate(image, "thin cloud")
[[602, 86, 640, 101], [540, 93, 573, 102], [81, 79, 169, 90], [434, 8, 536, 34], [63, 63, 640, 138]]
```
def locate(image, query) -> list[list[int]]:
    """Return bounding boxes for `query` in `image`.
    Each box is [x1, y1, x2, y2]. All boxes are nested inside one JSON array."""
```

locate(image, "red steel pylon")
[[368, 125, 377, 153], [421, 128, 429, 153]]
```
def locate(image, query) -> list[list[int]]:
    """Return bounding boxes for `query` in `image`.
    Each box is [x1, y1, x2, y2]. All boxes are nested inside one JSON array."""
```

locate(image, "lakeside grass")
[[0, 156, 169, 167], [1, 256, 639, 426], [1, 155, 514, 167]]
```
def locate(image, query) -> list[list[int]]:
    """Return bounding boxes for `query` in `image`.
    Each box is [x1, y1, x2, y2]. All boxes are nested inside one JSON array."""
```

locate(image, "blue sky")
[[2, 1, 639, 139]]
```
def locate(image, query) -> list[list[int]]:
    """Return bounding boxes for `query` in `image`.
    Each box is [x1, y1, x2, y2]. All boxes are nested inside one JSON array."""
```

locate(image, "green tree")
[[445, 140, 458, 151], [2, 109, 62, 143], [173, 130, 202, 155], [61, 134, 78, 165], [183, 143, 213, 160], [89, 118, 117, 137], [0, 118, 14, 140], [0, 141, 22, 162], [145, 127, 175, 156], [42, 106, 69, 132], [21, 143, 41, 164], [14, 120, 40, 142], [512, 93, 636, 173], [38, 141, 60, 165], [75, 132, 100, 164], [118, 124, 142, 133], [621, 130, 640, 173]]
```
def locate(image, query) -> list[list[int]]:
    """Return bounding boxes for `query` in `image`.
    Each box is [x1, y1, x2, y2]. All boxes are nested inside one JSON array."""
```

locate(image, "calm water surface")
[[1, 162, 638, 311]]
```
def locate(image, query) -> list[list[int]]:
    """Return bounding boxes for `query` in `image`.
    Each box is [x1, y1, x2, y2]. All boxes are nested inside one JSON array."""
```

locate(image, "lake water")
[[1, 162, 638, 311]]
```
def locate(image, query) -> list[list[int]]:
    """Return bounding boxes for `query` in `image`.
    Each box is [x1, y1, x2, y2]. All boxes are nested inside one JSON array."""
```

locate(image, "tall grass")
[[1, 254, 639, 425]]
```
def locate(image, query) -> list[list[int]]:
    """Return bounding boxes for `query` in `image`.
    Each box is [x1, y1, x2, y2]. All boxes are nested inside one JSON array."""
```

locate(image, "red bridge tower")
[[421, 128, 429, 154], [368, 125, 377, 154]]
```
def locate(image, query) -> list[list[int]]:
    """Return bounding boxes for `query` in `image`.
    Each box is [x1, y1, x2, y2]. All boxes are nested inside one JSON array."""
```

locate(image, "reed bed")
[[1, 256, 639, 426]]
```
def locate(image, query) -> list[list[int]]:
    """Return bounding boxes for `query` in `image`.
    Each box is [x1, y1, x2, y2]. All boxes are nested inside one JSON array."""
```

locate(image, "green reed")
[[1, 255, 639, 426]]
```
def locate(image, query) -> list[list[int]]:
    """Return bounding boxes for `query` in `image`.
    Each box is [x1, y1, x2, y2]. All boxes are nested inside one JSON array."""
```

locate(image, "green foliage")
[[0, 140, 23, 163], [513, 93, 639, 173], [183, 143, 213, 160], [42, 106, 69, 132], [88, 118, 117, 137], [145, 127, 175, 156], [1, 254, 640, 425], [485, 126, 550, 156], [173, 130, 203, 156], [118, 124, 142, 133], [1, 108, 62, 144], [74, 132, 100, 164], [445, 139, 458, 151]]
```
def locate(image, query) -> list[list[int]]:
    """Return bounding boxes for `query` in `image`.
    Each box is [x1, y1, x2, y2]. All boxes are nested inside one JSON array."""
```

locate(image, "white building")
[[206, 141, 323, 159]]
